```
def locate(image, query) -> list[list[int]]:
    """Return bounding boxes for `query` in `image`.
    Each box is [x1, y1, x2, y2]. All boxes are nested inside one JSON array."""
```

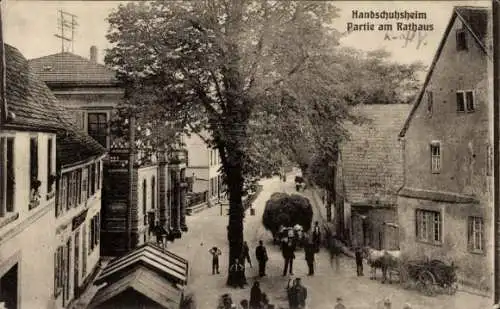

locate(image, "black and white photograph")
[[0, 1, 498, 308]]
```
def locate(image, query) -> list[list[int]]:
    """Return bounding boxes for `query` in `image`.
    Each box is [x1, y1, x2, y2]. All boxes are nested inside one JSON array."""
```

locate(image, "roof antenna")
[[54, 10, 78, 53]]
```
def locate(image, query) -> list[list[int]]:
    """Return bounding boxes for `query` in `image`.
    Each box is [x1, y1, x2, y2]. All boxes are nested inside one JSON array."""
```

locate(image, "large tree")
[[105, 0, 348, 286]]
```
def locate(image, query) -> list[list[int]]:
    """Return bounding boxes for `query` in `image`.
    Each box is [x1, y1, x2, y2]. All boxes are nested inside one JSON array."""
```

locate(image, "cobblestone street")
[[167, 175, 491, 309]]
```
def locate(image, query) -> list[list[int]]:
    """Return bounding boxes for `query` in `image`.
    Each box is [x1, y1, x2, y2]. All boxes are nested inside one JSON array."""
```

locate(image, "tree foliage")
[[104, 0, 424, 286]]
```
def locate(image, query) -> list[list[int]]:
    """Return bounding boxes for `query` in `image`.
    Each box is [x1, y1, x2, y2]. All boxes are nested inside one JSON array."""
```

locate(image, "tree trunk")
[[225, 156, 246, 287]]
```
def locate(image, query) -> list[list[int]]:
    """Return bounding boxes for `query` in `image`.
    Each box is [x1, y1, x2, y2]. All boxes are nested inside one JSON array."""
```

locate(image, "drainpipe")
[[397, 137, 407, 194], [493, 0, 500, 303], [127, 115, 136, 251]]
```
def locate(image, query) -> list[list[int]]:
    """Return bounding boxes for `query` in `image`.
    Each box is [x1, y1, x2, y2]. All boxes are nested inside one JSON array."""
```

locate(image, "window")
[[430, 142, 441, 173], [468, 216, 484, 253], [56, 175, 68, 217], [416, 209, 442, 244], [426, 91, 433, 115], [151, 177, 156, 209], [29, 137, 40, 206], [89, 164, 96, 197], [456, 28, 467, 51], [89, 214, 100, 253], [143, 180, 147, 225], [54, 246, 64, 295], [0, 137, 15, 216], [487, 144, 493, 176], [47, 138, 54, 195], [96, 161, 101, 190], [456, 91, 475, 112], [87, 113, 108, 147], [67, 172, 75, 209], [76, 170, 82, 205]]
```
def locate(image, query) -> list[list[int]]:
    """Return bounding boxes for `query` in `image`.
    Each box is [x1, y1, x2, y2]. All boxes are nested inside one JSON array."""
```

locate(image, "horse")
[[363, 247, 400, 283]]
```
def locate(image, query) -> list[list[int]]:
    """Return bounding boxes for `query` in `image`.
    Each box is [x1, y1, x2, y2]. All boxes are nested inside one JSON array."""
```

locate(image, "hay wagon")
[[400, 259, 458, 296]]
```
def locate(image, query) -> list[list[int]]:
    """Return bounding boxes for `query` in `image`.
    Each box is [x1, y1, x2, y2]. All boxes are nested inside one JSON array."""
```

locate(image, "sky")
[[2, 0, 491, 69]]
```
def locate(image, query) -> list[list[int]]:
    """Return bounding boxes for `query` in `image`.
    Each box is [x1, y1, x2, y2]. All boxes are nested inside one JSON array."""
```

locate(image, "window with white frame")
[[0, 137, 15, 216], [29, 136, 40, 207], [468, 216, 484, 253], [456, 90, 474, 112], [430, 142, 441, 173], [416, 209, 442, 244], [487, 144, 492, 176]]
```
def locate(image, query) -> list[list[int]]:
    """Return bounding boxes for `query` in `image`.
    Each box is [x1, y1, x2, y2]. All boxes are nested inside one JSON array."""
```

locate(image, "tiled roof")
[[28, 52, 118, 85], [4, 44, 106, 167], [95, 243, 189, 286], [88, 266, 183, 309], [340, 104, 411, 204], [399, 6, 491, 138]]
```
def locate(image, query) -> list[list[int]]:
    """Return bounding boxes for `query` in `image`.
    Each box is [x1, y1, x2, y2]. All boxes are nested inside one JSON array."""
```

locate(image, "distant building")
[[334, 104, 410, 249], [0, 43, 106, 309], [30, 47, 189, 257], [184, 132, 225, 210], [397, 6, 493, 292]]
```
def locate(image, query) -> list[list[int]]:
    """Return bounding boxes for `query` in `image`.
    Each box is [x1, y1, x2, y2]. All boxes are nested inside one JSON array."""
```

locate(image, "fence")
[[187, 191, 208, 207]]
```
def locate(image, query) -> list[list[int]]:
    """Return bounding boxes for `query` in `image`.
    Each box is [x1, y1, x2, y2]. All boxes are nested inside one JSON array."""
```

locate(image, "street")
[[167, 175, 490, 309]]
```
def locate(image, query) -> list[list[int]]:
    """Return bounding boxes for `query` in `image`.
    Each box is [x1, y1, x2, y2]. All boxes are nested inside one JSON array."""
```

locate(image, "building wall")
[[398, 196, 492, 291], [184, 134, 208, 167], [350, 206, 397, 250], [0, 130, 57, 309], [136, 166, 158, 246], [399, 15, 493, 292], [403, 17, 491, 198]]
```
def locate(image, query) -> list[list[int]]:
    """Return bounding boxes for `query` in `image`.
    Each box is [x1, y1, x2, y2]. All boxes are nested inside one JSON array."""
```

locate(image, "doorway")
[[0, 264, 18, 309]]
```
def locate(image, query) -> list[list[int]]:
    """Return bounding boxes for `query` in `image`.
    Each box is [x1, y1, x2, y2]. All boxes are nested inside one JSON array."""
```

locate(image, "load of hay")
[[262, 193, 313, 241]]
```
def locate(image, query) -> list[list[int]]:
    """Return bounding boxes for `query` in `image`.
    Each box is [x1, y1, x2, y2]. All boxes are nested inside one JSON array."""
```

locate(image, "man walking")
[[304, 239, 316, 276], [312, 221, 321, 252], [329, 236, 342, 272], [282, 239, 296, 276], [209, 246, 222, 274], [255, 240, 268, 277], [241, 241, 252, 268], [355, 247, 364, 276]]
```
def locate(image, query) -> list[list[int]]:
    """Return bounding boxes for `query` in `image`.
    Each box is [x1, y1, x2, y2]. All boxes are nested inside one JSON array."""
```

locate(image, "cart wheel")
[[416, 270, 436, 296], [444, 282, 458, 295]]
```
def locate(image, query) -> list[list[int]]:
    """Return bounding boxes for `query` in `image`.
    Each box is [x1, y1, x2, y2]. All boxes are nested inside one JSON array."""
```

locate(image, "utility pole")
[[54, 10, 78, 53]]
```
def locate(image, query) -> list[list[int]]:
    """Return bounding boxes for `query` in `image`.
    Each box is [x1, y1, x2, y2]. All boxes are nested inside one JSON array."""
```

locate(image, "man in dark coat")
[[249, 281, 262, 309], [282, 239, 296, 276], [241, 241, 252, 268], [289, 278, 307, 309], [255, 240, 268, 277], [312, 221, 321, 252], [355, 247, 364, 276], [304, 240, 316, 276]]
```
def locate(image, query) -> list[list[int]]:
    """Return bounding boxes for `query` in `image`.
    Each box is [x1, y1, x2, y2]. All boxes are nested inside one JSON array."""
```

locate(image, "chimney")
[[90, 45, 98, 63]]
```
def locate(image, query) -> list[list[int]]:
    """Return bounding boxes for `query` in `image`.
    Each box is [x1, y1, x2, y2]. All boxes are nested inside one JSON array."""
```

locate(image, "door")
[[73, 230, 80, 297]]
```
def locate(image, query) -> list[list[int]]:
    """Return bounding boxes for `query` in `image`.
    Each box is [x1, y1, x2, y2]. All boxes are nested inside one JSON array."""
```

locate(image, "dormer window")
[[456, 28, 467, 51], [42, 65, 54, 72]]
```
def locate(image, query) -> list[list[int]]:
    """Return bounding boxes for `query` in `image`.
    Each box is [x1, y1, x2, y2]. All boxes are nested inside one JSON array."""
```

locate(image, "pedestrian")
[[383, 298, 391, 309], [255, 240, 269, 277], [312, 221, 321, 252], [355, 247, 364, 276], [334, 297, 346, 309], [328, 236, 341, 272], [304, 239, 316, 276], [249, 281, 262, 309], [282, 239, 295, 276], [229, 258, 246, 288], [240, 299, 249, 309], [289, 278, 307, 309], [242, 241, 252, 268], [209, 246, 222, 274]]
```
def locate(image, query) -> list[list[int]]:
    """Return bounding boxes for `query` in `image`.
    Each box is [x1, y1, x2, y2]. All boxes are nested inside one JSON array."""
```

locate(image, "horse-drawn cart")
[[400, 259, 458, 296]]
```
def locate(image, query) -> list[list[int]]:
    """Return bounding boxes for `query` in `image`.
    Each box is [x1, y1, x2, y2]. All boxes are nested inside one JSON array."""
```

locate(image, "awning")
[[95, 243, 189, 286], [88, 266, 183, 309]]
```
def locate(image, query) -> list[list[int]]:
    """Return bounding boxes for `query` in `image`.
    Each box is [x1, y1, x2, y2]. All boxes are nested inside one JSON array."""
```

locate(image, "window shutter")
[[467, 217, 473, 250], [456, 92, 465, 111]]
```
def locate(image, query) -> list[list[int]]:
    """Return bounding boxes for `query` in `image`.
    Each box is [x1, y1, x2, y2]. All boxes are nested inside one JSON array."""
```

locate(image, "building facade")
[[334, 104, 409, 249], [30, 47, 189, 257], [397, 6, 493, 292], [0, 43, 106, 309], [185, 133, 225, 207]]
